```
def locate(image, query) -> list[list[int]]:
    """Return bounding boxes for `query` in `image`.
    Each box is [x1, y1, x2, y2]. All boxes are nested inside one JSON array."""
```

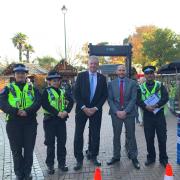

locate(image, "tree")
[[109, 56, 125, 64], [143, 28, 180, 67], [23, 44, 35, 63], [34, 56, 58, 70], [12, 32, 28, 62], [57, 45, 80, 67], [76, 42, 110, 66], [76, 42, 89, 66], [125, 25, 157, 66]]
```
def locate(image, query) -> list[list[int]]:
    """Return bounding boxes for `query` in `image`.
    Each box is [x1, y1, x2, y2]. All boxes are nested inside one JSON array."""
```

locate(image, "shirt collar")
[[89, 71, 97, 76], [119, 77, 125, 81]]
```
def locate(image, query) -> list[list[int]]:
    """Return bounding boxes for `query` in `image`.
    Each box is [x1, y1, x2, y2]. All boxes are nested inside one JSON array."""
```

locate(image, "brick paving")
[[0, 113, 44, 180], [1, 103, 180, 179]]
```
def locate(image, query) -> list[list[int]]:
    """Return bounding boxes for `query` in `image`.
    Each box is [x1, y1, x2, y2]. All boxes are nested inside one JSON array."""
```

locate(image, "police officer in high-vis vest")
[[137, 66, 169, 168], [42, 70, 73, 174], [0, 64, 41, 180]]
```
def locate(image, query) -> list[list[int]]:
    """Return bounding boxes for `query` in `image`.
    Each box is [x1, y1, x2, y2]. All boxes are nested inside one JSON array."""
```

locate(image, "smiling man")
[[137, 66, 169, 168], [73, 56, 108, 170], [107, 64, 140, 169]]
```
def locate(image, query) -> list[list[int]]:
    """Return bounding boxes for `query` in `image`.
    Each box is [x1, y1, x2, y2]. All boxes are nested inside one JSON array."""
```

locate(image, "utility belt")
[[43, 113, 67, 122]]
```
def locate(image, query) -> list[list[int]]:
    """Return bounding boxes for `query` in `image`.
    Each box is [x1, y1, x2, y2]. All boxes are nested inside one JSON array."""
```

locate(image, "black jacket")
[[137, 81, 169, 115], [74, 71, 108, 113], [0, 82, 41, 122], [42, 87, 74, 120]]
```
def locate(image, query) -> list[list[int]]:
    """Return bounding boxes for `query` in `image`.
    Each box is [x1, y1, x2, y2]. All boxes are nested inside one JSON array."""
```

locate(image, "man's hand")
[[145, 105, 155, 112], [89, 107, 97, 116], [151, 104, 159, 108], [120, 111, 127, 119], [82, 107, 93, 117], [116, 111, 126, 119], [17, 110, 27, 117]]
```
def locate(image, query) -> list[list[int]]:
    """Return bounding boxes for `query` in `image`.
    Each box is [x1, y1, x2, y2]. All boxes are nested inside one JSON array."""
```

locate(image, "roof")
[[53, 60, 77, 76], [157, 60, 180, 74], [1, 63, 48, 76], [98, 64, 120, 75]]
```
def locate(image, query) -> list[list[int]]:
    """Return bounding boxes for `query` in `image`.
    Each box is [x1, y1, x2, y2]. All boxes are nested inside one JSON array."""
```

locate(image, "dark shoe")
[[58, 164, 69, 172], [145, 159, 155, 166], [74, 161, 83, 171], [132, 158, 140, 169], [24, 173, 32, 180], [160, 159, 168, 168], [86, 150, 92, 160], [47, 166, 55, 175], [92, 158, 101, 166], [15, 175, 24, 180], [107, 157, 120, 165]]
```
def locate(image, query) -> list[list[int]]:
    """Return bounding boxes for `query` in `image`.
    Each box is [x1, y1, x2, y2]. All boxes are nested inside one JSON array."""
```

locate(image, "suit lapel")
[[85, 71, 90, 99], [114, 78, 120, 99], [124, 77, 129, 95]]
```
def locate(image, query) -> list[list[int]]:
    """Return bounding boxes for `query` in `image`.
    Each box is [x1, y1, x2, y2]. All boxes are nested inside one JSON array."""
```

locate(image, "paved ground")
[[1, 103, 180, 180]]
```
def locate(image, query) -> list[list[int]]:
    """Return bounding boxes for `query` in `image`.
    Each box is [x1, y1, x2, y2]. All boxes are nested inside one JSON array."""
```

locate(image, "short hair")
[[88, 56, 99, 63]]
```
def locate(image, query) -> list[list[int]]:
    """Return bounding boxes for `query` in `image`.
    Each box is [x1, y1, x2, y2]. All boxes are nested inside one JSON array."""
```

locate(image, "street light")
[[61, 5, 67, 69]]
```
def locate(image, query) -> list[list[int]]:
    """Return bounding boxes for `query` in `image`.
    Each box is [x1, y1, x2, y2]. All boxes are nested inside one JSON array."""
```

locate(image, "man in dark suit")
[[74, 56, 108, 170], [107, 64, 140, 169]]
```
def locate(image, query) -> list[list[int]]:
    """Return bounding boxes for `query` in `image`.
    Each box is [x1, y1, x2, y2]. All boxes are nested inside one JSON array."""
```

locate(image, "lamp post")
[[61, 5, 67, 69]]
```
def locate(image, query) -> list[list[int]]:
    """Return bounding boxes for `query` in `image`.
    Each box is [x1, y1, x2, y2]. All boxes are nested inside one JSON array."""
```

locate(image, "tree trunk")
[[19, 44, 22, 62], [26, 50, 29, 63]]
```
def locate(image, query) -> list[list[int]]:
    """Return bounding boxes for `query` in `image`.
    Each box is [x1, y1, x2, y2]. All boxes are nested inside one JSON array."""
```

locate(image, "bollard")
[[177, 114, 180, 164]]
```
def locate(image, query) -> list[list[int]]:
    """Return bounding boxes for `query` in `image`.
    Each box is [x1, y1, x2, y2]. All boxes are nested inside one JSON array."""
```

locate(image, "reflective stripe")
[[44, 88, 66, 114], [140, 81, 161, 101], [7, 83, 35, 120]]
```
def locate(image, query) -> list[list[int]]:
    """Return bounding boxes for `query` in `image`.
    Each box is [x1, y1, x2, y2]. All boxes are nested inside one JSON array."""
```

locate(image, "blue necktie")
[[90, 74, 94, 102]]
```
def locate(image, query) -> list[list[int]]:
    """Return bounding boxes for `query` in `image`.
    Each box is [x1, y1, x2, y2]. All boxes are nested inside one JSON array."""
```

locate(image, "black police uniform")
[[137, 66, 169, 165], [0, 64, 41, 179], [42, 76, 74, 170]]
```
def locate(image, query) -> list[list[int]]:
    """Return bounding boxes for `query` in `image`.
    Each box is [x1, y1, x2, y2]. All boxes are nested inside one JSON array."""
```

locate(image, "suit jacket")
[[108, 77, 137, 116], [74, 71, 108, 113]]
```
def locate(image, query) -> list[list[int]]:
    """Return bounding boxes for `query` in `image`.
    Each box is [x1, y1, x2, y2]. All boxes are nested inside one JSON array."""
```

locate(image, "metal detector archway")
[[86, 43, 133, 155], [88, 43, 132, 77]]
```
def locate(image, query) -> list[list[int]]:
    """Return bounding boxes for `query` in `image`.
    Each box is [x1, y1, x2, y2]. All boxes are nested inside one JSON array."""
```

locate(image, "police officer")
[[42, 70, 73, 174], [137, 66, 169, 168], [0, 64, 41, 180]]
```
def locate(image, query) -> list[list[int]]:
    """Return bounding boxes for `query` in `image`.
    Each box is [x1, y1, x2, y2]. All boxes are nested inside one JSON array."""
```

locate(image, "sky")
[[0, 0, 180, 63]]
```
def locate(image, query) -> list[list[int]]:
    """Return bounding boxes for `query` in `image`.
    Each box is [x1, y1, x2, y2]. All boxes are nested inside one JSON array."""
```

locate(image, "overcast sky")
[[0, 0, 180, 62]]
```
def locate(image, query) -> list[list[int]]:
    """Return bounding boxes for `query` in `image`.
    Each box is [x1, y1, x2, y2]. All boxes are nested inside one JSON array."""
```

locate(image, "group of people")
[[0, 55, 169, 180]]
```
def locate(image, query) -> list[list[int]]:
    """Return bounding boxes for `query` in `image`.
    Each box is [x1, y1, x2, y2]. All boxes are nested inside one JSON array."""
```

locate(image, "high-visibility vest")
[[44, 88, 66, 114], [139, 81, 161, 101], [7, 82, 34, 109]]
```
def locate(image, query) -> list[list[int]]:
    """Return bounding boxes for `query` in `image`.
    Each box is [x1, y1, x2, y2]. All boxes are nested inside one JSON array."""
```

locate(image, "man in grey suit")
[[107, 64, 140, 169]]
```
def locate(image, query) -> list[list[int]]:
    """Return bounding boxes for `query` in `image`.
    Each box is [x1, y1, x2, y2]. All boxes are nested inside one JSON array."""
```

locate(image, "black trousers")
[[74, 111, 102, 162], [143, 111, 168, 162], [6, 120, 37, 176], [43, 118, 67, 167]]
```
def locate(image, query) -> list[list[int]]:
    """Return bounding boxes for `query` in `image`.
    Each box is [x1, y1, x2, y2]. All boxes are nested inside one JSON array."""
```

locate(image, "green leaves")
[[143, 28, 180, 67], [12, 32, 34, 62]]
